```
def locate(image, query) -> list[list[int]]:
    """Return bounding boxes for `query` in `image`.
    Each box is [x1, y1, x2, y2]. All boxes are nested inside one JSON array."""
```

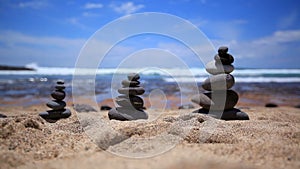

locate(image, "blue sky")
[[0, 0, 300, 68]]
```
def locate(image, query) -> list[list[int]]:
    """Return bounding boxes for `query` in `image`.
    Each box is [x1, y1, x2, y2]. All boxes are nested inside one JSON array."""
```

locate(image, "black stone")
[[51, 90, 66, 101], [46, 100, 66, 110], [0, 113, 7, 118], [191, 90, 239, 110], [178, 104, 195, 109], [100, 105, 112, 110], [118, 87, 145, 95], [55, 84, 65, 90], [39, 109, 71, 120], [115, 95, 144, 109], [121, 80, 140, 87], [265, 103, 278, 108], [193, 108, 249, 120], [128, 73, 140, 81], [57, 80, 64, 84], [202, 74, 235, 91], [108, 107, 148, 121], [214, 54, 234, 65], [218, 46, 228, 55], [73, 104, 97, 112]]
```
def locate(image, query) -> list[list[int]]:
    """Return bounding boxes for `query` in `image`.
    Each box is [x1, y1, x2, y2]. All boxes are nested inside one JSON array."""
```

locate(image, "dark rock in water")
[[100, 105, 112, 110], [118, 87, 145, 95], [116, 95, 144, 109], [108, 107, 148, 121], [205, 61, 234, 75], [121, 80, 140, 87], [128, 73, 140, 81], [191, 90, 239, 110], [57, 80, 64, 84], [51, 90, 66, 100], [265, 103, 278, 108], [39, 109, 71, 120], [193, 108, 249, 120], [0, 113, 7, 118], [214, 54, 234, 65], [218, 46, 228, 55], [55, 84, 66, 90], [202, 74, 235, 91], [73, 104, 97, 112], [178, 104, 195, 109], [46, 100, 66, 110]]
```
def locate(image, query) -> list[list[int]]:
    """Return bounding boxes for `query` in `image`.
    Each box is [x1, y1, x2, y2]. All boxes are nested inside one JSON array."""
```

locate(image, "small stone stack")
[[108, 73, 148, 121], [39, 80, 71, 121], [191, 46, 249, 120]]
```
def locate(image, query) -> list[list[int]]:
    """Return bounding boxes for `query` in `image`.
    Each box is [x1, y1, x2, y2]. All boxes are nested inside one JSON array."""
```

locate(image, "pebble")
[[51, 90, 66, 100], [265, 103, 278, 108], [55, 84, 66, 90], [214, 54, 234, 65], [108, 107, 148, 121], [205, 60, 234, 75], [39, 109, 71, 120], [57, 80, 65, 84], [46, 100, 66, 110], [73, 104, 97, 112], [116, 95, 144, 109], [191, 90, 239, 110], [121, 80, 140, 87], [100, 105, 112, 110], [118, 87, 145, 95], [218, 46, 228, 55], [202, 74, 235, 91], [128, 73, 140, 81], [193, 108, 249, 120], [0, 113, 7, 118]]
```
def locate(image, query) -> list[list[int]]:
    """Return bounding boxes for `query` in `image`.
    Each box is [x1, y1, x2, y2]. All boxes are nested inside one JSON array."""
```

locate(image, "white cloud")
[[278, 11, 298, 29], [110, 2, 144, 15], [18, 0, 48, 9], [84, 2, 103, 9]]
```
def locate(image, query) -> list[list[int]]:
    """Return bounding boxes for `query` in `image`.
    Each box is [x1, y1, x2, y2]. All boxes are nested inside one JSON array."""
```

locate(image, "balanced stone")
[[57, 80, 64, 84], [214, 54, 234, 65], [46, 100, 66, 110], [202, 74, 235, 91], [51, 90, 66, 100], [128, 73, 140, 81], [118, 87, 145, 95], [191, 90, 239, 110], [39, 109, 71, 120], [121, 80, 140, 87], [205, 60, 234, 75], [193, 108, 249, 120], [108, 107, 148, 121], [218, 46, 228, 55], [55, 84, 66, 90], [115, 95, 144, 109]]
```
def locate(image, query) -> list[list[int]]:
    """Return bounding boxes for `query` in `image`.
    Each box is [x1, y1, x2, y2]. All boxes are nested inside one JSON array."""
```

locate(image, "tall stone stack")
[[191, 46, 249, 120], [39, 80, 71, 122], [108, 73, 148, 121]]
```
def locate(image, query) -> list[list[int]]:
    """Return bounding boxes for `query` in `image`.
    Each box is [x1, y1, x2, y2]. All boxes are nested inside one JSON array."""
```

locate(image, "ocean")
[[0, 67, 299, 107]]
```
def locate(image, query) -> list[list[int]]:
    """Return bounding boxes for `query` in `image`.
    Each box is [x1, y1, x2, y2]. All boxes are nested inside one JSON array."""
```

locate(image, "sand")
[[0, 104, 299, 169]]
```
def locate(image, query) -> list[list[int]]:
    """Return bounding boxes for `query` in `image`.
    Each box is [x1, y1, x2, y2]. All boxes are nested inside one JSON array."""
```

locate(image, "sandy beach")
[[1, 99, 299, 169]]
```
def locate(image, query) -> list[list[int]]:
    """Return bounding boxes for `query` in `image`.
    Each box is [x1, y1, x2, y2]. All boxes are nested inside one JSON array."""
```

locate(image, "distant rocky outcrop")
[[0, 65, 35, 71]]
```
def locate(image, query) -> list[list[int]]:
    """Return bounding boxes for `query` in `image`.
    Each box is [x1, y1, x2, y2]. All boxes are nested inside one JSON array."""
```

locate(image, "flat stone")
[[191, 90, 239, 110], [202, 74, 235, 91], [193, 108, 249, 120], [39, 109, 71, 120], [57, 80, 64, 84], [108, 107, 148, 121], [214, 54, 234, 65], [218, 46, 228, 55], [127, 73, 140, 81], [265, 103, 278, 108], [118, 87, 145, 95], [55, 84, 65, 90], [121, 80, 140, 87], [100, 105, 112, 110], [116, 95, 144, 109], [51, 90, 66, 101], [46, 100, 66, 110], [0, 113, 7, 118], [205, 60, 234, 75], [73, 104, 97, 112]]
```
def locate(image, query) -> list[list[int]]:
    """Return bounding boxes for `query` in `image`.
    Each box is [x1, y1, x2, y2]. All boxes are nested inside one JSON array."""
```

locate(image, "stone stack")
[[191, 46, 249, 120], [39, 80, 71, 121], [108, 73, 148, 121]]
